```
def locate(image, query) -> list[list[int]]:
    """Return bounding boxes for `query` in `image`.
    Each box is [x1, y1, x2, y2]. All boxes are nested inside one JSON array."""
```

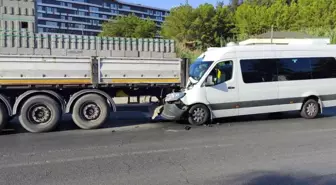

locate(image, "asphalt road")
[[2, 108, 336, 185]]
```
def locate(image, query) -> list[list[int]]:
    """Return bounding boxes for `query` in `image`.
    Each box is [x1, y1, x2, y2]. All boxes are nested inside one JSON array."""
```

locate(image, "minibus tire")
[[187, 104, 210, 126], [300, 99, 319, 119]]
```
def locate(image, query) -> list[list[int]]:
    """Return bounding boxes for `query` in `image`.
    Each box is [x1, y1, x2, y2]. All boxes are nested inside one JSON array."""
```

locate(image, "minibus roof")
[[200, 44, 336, 62]]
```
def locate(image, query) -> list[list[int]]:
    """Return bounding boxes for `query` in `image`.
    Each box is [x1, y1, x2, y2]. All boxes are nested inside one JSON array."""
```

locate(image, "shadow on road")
[[2, 103, 161, 135], [3, 105, 336, 135], [215, 107, 336, 125], [214, 171, 336, 185]]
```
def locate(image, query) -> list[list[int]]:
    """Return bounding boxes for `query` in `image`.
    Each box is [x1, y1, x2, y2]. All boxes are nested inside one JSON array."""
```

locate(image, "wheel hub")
[[31, 106, 51, 124], [82, 103, 100, 120], [192, 108, 206, 123], [306, 103, 317, 116]]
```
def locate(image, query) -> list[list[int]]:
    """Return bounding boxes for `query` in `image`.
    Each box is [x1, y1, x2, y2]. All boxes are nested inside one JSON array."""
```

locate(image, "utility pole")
[[270, 25, 274, 44]]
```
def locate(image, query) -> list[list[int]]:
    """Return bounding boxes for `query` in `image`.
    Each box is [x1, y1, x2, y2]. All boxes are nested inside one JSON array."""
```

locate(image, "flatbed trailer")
[[0, 55, 188, 133]]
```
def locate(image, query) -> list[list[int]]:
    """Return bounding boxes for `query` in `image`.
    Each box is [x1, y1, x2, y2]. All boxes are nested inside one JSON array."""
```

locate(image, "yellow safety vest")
[[217, 69, 221, 80]]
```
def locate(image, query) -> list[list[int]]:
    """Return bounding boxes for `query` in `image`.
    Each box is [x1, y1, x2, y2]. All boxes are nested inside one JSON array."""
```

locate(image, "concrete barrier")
[[0, 31, 177, 58]]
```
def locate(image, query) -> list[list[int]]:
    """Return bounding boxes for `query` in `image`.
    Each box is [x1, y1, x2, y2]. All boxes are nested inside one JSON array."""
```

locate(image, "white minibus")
[[161, 44, 336, 125]]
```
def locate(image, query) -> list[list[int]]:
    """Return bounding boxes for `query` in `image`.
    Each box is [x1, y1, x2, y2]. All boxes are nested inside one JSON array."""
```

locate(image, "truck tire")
[[18, 95, 61, 133], [300, 99, 319, 119], [72, 94, 109, 130], [0, 102, 8, 132], [187, 104, 210, 126]]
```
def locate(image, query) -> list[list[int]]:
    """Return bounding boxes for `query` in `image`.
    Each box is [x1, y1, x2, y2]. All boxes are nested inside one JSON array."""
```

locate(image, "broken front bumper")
[[161, 101, 188, 121]]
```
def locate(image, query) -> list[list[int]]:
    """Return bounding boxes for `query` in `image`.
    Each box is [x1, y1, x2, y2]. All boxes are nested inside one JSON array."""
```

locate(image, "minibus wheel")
[[187, 104, 210, 126], [300, 99, 319, 119]]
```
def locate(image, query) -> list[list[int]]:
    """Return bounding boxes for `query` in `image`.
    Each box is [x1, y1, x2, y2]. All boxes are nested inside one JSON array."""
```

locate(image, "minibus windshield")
[[189, 60, 213, 81]]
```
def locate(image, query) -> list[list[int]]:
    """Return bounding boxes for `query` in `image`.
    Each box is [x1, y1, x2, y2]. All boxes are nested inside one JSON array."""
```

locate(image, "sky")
[[126, 0, 229, 10]]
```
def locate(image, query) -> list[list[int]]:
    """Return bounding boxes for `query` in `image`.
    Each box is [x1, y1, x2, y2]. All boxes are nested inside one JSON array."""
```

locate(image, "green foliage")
[[234, 0, 336, 39], [175, 42, 203, 63], [161, 5, 196, 42], [152, 0, 336, 59], [162, 3, 235, 53], [99, 14, 157, 38]]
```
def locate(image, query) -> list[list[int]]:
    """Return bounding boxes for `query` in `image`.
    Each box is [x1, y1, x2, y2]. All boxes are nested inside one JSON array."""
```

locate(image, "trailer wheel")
[[187, 104, 210, 126], [0, 102, 8, 132], [300, 99, 319, 119], [72, 94, 109, 130], [18, 95, 61, 133]]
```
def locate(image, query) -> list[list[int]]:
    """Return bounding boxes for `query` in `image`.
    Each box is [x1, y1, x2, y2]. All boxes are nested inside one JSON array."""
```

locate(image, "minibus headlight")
[[165, 92, 186, 102]]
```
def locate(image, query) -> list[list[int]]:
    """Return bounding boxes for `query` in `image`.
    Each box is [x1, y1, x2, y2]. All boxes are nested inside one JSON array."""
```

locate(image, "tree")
[[213, 5, 236, 46], [161, 5, 196, 42], [99, 14, 157, 38], [190, 3, 217, 49], [162, 4, 235, 49], [229, 0, 244, 11]]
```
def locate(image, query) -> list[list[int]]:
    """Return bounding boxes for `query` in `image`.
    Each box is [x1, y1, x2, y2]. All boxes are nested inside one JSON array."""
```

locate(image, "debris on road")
[[184, 126, 191, 130]]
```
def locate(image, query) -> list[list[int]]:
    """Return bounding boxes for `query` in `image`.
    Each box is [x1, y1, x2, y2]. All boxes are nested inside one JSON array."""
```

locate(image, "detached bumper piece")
[[161, 101, 188, 121]]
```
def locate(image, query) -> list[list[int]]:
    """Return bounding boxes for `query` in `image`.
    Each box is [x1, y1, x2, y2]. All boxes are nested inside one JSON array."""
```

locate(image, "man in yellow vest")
[[211, 65, 224, 84]]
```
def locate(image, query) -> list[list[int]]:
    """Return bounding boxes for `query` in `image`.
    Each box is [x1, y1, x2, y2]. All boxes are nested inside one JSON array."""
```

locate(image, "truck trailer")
[[0, 55, 188, 133]]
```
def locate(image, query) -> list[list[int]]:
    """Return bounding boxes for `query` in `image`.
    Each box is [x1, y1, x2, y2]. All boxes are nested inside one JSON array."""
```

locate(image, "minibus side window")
[[209, 61, 233, 85], [240, 59, 278, 83]]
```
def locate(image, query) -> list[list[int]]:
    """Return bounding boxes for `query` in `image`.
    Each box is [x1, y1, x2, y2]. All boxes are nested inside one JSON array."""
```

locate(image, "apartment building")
[[1, 0, 169, 35], [0, 0, 36, 33]]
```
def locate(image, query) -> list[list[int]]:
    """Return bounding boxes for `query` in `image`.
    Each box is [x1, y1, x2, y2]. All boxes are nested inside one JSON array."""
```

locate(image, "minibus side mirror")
[[204, 75, 215, 86]]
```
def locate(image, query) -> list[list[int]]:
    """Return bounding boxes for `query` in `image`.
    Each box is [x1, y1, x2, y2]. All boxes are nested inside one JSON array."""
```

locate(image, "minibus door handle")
[[228, 86, 235, 89]]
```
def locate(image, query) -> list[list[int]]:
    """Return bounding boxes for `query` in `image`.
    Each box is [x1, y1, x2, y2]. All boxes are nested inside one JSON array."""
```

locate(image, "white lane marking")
[[290, 128, 336, 134], [165, 129, 184, 132], [0, 144, 233, 169]]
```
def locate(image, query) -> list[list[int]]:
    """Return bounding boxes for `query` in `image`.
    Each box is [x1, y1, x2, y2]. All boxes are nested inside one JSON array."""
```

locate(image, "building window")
[[103, 2, 109, 8], [90, 13, 99, 17], [75, 24, 85, 29], [38, 13, 43, 17], [77, 11, 85, 16], [46, 7, 53, 13], [89, 7, 99, 12], [90, 20, 99, 25], [122, 5, 130, 10], [46, 21, 58, 27], [20, 22, 28, 29], [111, 4, 117, 9]]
